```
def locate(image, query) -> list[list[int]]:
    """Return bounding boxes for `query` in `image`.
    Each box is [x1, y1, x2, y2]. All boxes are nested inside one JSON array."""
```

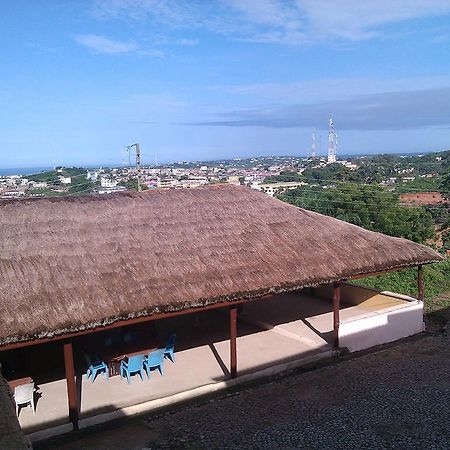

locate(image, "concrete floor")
[[14, 289, 410, 436], [240, 290, 407, 344], [34, 331, 450, 450]]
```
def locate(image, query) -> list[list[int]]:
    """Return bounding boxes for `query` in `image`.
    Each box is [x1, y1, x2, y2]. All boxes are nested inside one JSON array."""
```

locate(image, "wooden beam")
[[63, 340, 79, 431], [230, 306, 237, 378], [332, 283, 341, 349], [0, 297, 254, 352], [347, 266, 407, 280], [418, 265, 424, 301]]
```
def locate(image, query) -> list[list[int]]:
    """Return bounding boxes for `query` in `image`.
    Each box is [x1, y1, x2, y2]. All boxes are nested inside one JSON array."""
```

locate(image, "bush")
[[443, 230, 450, 251]]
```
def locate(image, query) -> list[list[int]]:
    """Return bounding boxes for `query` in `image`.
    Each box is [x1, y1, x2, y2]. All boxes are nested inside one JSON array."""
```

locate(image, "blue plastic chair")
[[163, 333, 176, 363], [85, 354, 109, 383], [144, 349, 165, 378], [120, 354, 145, 384]]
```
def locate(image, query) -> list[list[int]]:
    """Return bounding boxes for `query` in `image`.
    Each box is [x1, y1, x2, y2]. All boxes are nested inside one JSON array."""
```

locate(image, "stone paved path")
[[36, 332, 450, 450]]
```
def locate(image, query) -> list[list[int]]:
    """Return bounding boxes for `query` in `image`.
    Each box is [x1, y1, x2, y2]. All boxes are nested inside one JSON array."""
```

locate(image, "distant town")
[[0, 150, 447, 199]]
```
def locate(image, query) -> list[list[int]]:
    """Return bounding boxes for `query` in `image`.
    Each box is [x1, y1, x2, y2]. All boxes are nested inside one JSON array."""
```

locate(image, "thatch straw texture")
[[0, 184, 442, 345]]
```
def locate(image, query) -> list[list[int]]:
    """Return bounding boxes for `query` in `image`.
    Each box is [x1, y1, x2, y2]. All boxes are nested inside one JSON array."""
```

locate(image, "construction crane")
[[124, 143, 142, 192]]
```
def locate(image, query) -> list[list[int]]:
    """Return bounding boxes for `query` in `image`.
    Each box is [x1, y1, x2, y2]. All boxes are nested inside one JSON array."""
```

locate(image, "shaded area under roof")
[[0, 184, 442, 346], [0, 375, 30, 449]]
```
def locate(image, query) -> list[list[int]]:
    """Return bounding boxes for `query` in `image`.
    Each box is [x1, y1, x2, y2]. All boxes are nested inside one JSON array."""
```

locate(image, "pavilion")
[[0, 184, 442, 432]]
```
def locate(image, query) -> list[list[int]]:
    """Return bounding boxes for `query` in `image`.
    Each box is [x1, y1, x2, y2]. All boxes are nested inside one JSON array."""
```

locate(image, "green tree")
[[264, 171, 303, 183], [441, 172, 450, 199], [68, 180, 94, 194], [279, 182, 435, 244], [442, 230, 450, 251], [119, 178, 148, 191], [302, 164, 360, 183]]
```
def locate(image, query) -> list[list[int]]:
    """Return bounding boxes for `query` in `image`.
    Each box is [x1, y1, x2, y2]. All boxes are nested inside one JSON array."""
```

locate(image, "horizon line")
[[0, 148, 447, 173]]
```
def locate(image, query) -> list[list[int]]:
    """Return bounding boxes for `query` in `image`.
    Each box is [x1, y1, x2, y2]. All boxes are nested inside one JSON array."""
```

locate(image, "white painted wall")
[[339, 301, 424, 352]]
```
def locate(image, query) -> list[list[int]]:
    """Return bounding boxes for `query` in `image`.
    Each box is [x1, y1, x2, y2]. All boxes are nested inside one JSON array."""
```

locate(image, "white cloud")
[[137, 48, 164, 57], [224, 0, 300, 28], [75, 34, 136, 54], [91, 0, 198, 24], [299, 0, 450, 41], [90, 0, 450, 45], [176, 38, 199, 46], [223, 0, 450, 44], [75, 34, 163, 56]]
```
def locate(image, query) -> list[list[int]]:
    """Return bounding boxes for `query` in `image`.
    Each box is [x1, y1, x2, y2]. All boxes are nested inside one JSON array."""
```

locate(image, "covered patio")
[[4, 284, 426, 439], [0, 184, 442, 439]]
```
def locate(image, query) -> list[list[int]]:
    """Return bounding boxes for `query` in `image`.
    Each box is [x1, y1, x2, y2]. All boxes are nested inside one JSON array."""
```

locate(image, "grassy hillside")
[[27, 167, 86, 182]]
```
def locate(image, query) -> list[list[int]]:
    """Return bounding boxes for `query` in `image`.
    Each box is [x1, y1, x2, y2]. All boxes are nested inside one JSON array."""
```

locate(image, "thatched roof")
[[0, 184, 442, 346]]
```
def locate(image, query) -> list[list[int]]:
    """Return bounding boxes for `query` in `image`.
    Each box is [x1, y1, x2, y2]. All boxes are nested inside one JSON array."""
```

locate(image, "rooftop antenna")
[[327, 115, 337, 163], [124, 143, 142, 192]]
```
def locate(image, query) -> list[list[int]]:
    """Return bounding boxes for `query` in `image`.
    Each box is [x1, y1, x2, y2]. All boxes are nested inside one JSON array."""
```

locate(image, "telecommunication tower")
[[310, 128, 317, 159], [327, 116, 337, 163]]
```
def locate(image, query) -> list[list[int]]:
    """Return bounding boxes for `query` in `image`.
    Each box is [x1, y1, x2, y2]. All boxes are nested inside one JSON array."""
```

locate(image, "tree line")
[[279, 183, 435, 244]]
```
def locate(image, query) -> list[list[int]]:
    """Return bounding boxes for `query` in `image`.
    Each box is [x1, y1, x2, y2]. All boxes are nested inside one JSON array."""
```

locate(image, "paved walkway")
[[35, 331, 450, 450]]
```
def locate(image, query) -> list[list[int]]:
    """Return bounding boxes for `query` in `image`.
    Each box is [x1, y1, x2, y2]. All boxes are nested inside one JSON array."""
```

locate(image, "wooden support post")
[[63, 340, 79, 431], [332, 283, 341, 349], [230, 306, 237, 378], [418, 265, 424, 302]]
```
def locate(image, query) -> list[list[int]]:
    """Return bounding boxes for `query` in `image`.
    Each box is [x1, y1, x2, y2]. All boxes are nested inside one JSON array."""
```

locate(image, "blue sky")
[[1, 0, 450, 167]]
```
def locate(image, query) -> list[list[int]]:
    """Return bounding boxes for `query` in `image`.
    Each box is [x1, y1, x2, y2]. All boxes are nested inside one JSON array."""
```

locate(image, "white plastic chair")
[[14, 382, 35, 416]]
